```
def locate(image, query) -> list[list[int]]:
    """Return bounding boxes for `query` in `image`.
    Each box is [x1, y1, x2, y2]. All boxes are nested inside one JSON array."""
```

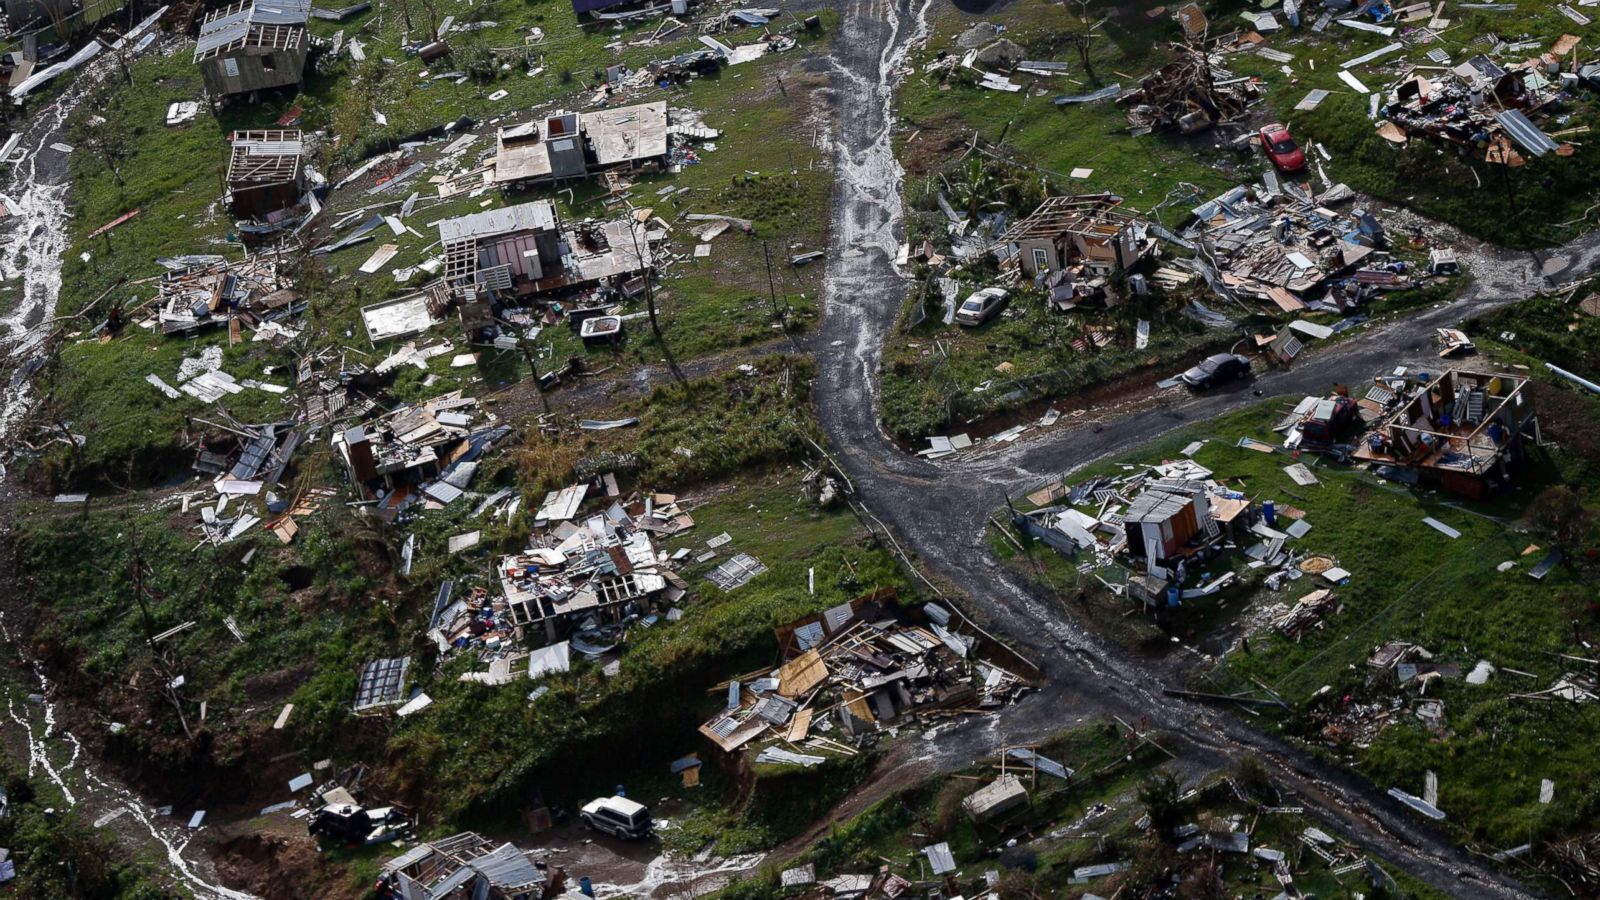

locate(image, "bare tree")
[[1064, 0, 1100, 83], [39, 0, 81, 42], [71, 89, 132, 186]]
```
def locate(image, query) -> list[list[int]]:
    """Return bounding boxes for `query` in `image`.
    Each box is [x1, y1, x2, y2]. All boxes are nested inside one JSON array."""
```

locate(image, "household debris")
[[698, 592, 1038, 757], [1187, 183, 1412, 315], [1123, 46, 1260, 135], [1375, 40, 1576, 164], [1352, 367, 1537, 497], [1014, 458, 1258, 607], [494, 490, 691, 645], [332, 391, 512, 520], [149, 255, 302, 336]]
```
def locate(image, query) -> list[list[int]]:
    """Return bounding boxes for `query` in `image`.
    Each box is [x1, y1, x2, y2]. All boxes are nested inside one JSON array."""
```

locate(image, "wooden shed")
[[226, 129, 305, 220], [194, 0, 311, 99]]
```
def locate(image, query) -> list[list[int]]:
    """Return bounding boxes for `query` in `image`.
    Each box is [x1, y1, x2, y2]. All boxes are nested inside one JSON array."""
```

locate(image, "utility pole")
[[762, 240, 798, 350], [630, 217, 684, 384]]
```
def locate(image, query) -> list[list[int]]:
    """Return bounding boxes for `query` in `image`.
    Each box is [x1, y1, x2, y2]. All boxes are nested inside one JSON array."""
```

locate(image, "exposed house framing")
[[1000, 193, 1156, 282], [226, 129, 305, 219], [1352, 368, 1537, 497], [194, 0, 311, 98]]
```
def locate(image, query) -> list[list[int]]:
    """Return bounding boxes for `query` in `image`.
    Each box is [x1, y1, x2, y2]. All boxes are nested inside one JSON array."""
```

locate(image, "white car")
[[954, 287, 1009, 326], [580, 795, 652, 840]]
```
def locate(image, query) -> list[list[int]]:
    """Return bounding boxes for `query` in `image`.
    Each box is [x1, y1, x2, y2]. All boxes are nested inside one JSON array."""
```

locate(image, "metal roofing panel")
[[922, 842, 956, 875], [785, 623, 820, 652], [251, 0, 313, 24], [823, 602, 854, 632], [438, 200, 559, 243], [467, 843, 543, 889], [1495, 109, 1559, 157], [196, 20, 251, 54]]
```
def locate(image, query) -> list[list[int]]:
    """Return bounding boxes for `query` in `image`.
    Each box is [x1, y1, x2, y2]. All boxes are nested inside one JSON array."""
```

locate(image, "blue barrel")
[[580, 876, 595, 897], [1263, 500, 1276, 526], [1168, 586, 1181, 608]]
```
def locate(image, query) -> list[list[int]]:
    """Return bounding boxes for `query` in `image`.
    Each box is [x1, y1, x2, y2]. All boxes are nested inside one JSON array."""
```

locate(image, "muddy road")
[[811, 0, 1600, 896]]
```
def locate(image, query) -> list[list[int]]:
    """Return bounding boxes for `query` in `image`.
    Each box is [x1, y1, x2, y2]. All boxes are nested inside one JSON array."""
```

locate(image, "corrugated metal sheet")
[[466, 843, 544, 890], [823, 602, 853, 632], [793, 621, 825, 649], [439, 201, 559, 243], [1495, 109, 1560, 157], [922, 842, 956, 875]]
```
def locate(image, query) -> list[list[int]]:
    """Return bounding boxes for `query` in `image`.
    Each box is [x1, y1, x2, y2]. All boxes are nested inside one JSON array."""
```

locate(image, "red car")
[[1259, 123, 1306, 173]]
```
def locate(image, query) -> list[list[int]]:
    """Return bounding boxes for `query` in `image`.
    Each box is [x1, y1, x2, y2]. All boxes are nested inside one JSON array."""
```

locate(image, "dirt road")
[[810, 0, 1600, 895]]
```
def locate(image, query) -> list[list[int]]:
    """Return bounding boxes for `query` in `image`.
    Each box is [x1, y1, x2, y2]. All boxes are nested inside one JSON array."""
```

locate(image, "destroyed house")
[[1122, 478, 1220, 580], [1001, 194, 1154, 281], [154, 257, 298, 335], [332, 393, 505, 513], [226, 129, 305, 220], [440, 201, 563, 295], [194, 0, 311, 98], [1190, 185, 1398, 313], [1352, 368, 1537, 498], [701, 594, 1035, 755], [193, 420, 301, 485], [498, 524, 670, 642], [438, 201, 653, 303], [379, 832, 546, 900], [490, 102, 670, 189], [1378, 51, 1567, 163]]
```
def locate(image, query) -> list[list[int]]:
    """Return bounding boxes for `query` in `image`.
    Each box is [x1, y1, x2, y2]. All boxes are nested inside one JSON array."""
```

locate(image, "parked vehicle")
[[1258, 123, 1306, 173], [1178, 353, 1252, 390], [954, 287, 1008, 326], [1294, 395, 1359, 449], [581, 796, 652, 840]]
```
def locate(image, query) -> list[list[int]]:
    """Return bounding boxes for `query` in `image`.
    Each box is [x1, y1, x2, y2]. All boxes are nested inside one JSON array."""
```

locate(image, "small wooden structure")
[[195, 0, 311, 99], [1000, 193, 1156, 279], [226, 129, 305, 219]]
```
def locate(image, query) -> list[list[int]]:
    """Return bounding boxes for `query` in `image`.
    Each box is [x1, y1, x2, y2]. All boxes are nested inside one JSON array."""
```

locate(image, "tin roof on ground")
[[584, 101, 669, 167], [227, 130, 304, 187], [195, 0, 311, 58], [438, 200, 559, 243], [383, 832, 545, 899]]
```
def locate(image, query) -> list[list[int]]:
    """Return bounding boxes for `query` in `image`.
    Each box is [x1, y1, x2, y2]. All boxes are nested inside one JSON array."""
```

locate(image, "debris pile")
[[1123, 46, 1260, 135], [699, 593, 1036, 758], [149, 257, 302, 336], [331, 391, 512, 521], [495, 489, 692, 646], [378, 831, 553, 899], [1376, 44, 1574, 164], [1188, 184, 1410, 314], [1014, 458, 1258, 603]]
